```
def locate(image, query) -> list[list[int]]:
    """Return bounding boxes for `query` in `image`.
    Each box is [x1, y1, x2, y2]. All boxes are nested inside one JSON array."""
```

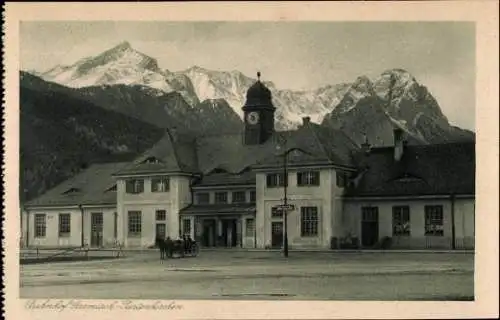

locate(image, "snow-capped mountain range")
[[37, 41, 349, 130], [33, 41, 474, 144]]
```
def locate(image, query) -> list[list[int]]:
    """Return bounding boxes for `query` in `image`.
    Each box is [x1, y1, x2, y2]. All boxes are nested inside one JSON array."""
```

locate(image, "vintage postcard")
[[3, 1, 499, 319]]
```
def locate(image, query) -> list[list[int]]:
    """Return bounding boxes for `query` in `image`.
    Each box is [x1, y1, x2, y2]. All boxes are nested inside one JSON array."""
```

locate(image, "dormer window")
[[62, 187, 80, 195], [143, 156, 161, 164], [211, 168, 227, 174], [126, 179, 144, 194], [106, 185, 117, 192], [297, 171, 320, 186], [151, 177, 169, 192]]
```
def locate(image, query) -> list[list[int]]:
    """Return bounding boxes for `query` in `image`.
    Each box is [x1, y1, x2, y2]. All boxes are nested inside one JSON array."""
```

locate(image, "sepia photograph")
[[3, 2, 499, 319]]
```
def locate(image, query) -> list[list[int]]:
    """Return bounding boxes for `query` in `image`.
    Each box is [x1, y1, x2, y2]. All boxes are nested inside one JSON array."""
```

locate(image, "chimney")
[[302, 116, 311, 126], [393, 128, 405, 161], [361, 134, 371, 154]]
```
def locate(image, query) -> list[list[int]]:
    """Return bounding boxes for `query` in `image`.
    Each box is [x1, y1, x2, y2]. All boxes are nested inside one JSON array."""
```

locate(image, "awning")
[[180, 204, 256, 216]]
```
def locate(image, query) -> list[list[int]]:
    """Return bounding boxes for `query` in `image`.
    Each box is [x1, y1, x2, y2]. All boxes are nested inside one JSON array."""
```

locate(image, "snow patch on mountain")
[[34, 42, 354, 129], [32, 42, 471, 138]]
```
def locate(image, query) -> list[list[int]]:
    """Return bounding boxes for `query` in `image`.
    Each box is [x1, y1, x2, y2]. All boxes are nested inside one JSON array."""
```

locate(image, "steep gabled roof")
[[25, 162, 129, 207], [345, 142, 475, 197], [195, 131, 280, 174], [252, 122, 359, 169], [114, 130, 198, 176], [113, 121, 360, 180]]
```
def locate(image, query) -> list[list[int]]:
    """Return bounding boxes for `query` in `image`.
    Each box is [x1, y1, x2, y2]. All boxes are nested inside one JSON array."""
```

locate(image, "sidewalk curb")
[[107, 248, 475, 254], [22, 248, 475, 254]]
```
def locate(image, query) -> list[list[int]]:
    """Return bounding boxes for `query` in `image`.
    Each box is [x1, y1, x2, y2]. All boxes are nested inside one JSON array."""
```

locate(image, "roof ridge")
[[306, 123, 334, 162], [165, 128, 183, 172]]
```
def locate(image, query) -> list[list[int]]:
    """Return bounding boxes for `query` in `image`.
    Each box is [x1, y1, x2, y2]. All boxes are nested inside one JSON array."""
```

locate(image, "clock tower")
[[242, 72, 276, 145]]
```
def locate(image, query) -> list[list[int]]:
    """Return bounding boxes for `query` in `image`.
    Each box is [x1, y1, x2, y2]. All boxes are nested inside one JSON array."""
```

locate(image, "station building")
[[21, 75, 475, 250]]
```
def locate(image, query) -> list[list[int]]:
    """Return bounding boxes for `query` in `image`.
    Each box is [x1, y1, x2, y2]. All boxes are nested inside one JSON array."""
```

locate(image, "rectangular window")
[[214, 192, 228, 204], [425, 205, 444, 236], [196, 192, 210, 204], [128, 211, 142, 237], [58, 213, 71, 237], [301, 207, 319, 237], [183, 219, 191, 236], [271, 206, 283, 218], [297, 171, 320, 186], [232, 191, 246, 203], [155, 210, 166, 221], [266, 173, 286, 188], [151, 177, 169, 192], [245, 218, 255, 236], [250, 190, 256, 202], [125, 179, 144, 194], [34, 214, 46, 238], [392, 206, 410, 236]]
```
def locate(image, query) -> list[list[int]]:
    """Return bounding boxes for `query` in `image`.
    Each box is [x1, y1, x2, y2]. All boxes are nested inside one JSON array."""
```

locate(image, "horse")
[[158, 237, 173, 260], [158, 237, 198, 260]]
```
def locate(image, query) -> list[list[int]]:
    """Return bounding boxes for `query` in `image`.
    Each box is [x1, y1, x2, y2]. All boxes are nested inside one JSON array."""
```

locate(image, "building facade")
[[22, 75, 475, 250]]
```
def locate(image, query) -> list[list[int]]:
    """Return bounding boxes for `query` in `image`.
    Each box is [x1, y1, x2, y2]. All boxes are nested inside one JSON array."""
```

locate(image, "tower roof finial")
[[257, 71, 261, 81]]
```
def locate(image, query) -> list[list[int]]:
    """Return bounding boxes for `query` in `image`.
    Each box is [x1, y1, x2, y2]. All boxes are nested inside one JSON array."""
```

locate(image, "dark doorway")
[[90, 212, 103, 247], [202, 219, 216, 247], [155, 223, 166, 247], [361, 207, 379, 247], [271, 221, 283, 248], [221, 219, 237, 247]]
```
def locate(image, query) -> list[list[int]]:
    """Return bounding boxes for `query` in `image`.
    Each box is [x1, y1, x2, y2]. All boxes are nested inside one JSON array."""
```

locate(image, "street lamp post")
[[275, 134, 296, 257], [279, 135, 290, 258]]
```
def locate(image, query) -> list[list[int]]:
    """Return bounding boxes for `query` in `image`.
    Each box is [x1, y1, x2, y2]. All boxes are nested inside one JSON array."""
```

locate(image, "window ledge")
[[127, 234, 142, 238]]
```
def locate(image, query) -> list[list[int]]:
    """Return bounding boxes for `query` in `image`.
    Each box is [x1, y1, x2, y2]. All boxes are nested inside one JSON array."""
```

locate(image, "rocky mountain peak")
[[31, 42, 473, 142], [112, 41, 132, 52], [351, 75, 374, 92]]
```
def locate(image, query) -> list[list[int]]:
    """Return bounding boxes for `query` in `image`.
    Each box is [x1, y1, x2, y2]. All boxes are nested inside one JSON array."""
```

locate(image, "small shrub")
[[380, 236, 392, 250]]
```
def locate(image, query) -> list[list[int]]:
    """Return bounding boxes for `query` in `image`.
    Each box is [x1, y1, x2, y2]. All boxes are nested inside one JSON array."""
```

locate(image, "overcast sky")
[[20, 21, 475, 131]]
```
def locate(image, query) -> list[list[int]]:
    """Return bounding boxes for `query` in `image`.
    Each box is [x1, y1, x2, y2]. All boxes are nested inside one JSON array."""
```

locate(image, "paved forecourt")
[[20, 250, 474, 300]]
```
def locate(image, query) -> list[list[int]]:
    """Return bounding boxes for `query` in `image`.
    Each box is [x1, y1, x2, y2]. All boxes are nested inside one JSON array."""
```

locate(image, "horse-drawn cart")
[[159, 238, 199, 259]]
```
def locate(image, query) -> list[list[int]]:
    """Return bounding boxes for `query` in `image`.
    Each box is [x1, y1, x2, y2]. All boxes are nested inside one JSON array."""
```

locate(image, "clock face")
[[246, 112, 260, 125]]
